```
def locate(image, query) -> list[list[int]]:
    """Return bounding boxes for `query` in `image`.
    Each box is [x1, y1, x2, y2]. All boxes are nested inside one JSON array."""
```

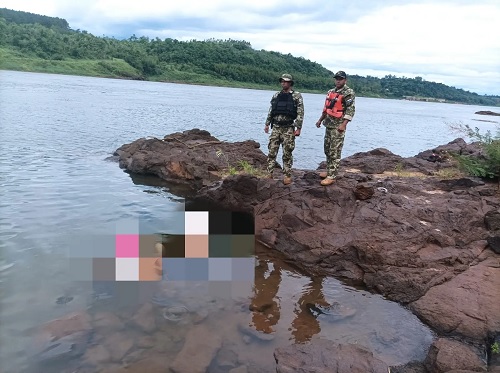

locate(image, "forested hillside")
[[1, 8, 499, 106]]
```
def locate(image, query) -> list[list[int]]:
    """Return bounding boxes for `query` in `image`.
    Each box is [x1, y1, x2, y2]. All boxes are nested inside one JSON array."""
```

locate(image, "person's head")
[[279, 73, 294, 90], [333, 71, 347, 89]]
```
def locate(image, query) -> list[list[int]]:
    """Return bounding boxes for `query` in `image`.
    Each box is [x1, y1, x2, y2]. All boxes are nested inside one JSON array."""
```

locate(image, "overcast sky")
[[2, 0, 499, 95]]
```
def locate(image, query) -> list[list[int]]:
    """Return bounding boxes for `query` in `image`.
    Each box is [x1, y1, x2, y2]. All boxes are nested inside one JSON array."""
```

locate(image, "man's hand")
[[337, 120, 349, 133], [294, 128, 301, 136], [264, 124, 269, 134], [316, 120, 322, 128]]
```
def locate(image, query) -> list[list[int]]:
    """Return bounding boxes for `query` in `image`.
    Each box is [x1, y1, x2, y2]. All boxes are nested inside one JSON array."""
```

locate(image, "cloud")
[[2, 0, 499, 95]]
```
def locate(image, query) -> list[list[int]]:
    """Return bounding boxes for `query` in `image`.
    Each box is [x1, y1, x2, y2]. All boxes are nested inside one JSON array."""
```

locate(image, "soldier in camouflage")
[[315, 71, 356, 186], [264, 73, 304, 185]]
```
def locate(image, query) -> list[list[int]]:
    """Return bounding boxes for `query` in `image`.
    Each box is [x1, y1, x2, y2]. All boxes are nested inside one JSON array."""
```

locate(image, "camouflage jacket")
[[322, 84, 355, 126], [265, 90, 304, 129]]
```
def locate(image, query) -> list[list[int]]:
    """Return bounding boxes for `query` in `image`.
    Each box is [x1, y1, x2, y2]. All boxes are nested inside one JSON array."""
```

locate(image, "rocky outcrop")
[[113, 129, 500, 372], [113, 129, 268, 190], [423, 338, 487, 372], [475, 111, 500, 116]]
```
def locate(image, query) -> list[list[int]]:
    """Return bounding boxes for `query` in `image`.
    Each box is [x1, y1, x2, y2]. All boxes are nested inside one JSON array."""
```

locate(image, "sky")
[[2, 0, 500, 96]]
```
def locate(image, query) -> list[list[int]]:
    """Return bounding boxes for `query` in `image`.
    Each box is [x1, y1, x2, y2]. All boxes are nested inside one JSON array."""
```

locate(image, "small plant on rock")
[[492, 341, 500, 355], [448, 122, 500, 181]]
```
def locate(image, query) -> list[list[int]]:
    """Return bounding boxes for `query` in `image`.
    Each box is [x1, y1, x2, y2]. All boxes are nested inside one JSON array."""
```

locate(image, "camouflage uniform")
[[321, 84, 355, 178], [265, 90, 304, 177]]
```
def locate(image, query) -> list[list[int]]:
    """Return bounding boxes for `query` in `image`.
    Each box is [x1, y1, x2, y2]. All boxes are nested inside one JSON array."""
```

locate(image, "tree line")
[[1, 8, 499, 107]]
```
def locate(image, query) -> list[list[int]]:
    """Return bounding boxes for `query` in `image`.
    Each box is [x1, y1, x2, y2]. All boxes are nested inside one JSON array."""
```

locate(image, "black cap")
[[334, 71, 347, 79]]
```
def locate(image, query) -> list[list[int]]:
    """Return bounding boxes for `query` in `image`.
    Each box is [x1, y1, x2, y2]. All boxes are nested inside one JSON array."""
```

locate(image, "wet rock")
[[238, 321, 275, 341], [475, 111, 500, 116], [30, 311, 92, 363], [83, 344, 111, 365], [32, 331, 89, 363], [170, 324, 222, 373], [423, 338, 487, 372], [192, 308, 209, 324], [102, 356, 170, 373], [214, 344, 239, 370], [274, 339, 389, 373], [116, 131, 500, 353], [104, 332, 135, 362], [131, 302, 156, 333], [137, 335, 156, 349], [39, 311, 92, 338], [93, 312, 125, 333], [389, 361, 427, 373], [55, 295, 73, 304], [306, 301, 356, 322], [229, 366, 248, 373]]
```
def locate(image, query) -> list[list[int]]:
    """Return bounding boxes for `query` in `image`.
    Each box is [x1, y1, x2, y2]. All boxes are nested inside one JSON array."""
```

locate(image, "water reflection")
[[291, 276, 330, 344], [250, 258, 282, 334], [249, 255, 334, 344]]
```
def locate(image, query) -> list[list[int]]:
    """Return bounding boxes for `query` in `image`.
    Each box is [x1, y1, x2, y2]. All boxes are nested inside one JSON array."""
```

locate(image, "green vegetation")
[[449, 123, 500, 181], [492, 341, 499, 354], [215, 150, 267, 177], [1, 8, 499, 106]]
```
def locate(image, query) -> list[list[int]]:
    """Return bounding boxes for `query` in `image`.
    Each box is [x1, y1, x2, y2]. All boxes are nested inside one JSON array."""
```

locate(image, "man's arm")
[[342, 89, 355, 122], [293, 92, 304, 130], [316, 91, 330, 127], [264, 93, 278, 133], [337, 89, 355, 132]]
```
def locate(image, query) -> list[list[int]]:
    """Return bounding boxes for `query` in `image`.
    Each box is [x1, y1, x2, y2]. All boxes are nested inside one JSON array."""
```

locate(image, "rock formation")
[[112, 129, 500, 372]]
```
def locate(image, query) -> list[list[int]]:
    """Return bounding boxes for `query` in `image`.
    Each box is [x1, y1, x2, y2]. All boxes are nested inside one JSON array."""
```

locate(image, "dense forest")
[[1, 8, 499, 107]]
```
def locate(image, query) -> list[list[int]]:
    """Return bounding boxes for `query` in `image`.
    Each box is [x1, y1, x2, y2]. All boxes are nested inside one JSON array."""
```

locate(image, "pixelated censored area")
[[67, 210, 255, 282]]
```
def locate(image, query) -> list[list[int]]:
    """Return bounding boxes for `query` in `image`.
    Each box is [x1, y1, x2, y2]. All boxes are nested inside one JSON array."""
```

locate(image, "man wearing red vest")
[[315, 71, 356, 186]]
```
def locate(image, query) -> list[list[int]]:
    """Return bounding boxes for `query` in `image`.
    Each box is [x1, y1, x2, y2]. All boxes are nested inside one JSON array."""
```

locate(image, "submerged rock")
[[274, 339, 389, 373]]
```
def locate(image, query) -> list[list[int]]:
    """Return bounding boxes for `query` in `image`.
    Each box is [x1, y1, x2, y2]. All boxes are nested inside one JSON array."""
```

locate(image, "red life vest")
[[323, 92, 344, 118]]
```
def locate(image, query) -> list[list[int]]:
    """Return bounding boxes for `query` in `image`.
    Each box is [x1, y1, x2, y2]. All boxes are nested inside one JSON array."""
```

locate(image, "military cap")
[[279, 73, 294, 82], [334, 71, 347, 79]]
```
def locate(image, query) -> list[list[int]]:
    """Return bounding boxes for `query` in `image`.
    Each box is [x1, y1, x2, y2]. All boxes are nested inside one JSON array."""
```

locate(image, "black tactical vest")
[[271, 92, 298, 119]]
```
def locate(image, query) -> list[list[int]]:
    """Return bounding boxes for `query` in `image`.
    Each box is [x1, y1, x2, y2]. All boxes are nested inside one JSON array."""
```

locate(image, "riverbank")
[[109, 129, 500, 372], [0, 47, 326, 94]]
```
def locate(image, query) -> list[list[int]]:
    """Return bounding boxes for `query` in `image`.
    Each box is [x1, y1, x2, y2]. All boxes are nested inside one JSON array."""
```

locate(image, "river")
[[0, 70, 498, 372]]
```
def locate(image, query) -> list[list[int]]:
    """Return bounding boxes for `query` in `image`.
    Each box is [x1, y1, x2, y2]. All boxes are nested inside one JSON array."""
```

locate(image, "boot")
[[321, 177, 335, 186], [283, 176, 292, 185], [319, 172, 327, 178]]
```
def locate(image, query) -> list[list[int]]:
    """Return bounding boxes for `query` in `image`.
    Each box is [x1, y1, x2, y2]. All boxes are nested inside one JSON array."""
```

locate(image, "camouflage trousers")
[[266, 126, 295, 177], [324, 125, 346, 178]]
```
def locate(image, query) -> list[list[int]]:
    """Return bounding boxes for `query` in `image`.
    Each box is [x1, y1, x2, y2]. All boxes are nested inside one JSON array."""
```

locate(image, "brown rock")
[[169, 324, 222, 373], [114, 129, 268, 190], [40, 311, 92, 338], [93, 312, 125, 333], [423, 338, 487, 372], [115, 131, 500, 355], [105, 332, 135, 362], [103, 356, 170, 373], [131, 303, 156, 333], [274, 339, 389, 373], [30, 311, 93, 363], [84, 344, 111, 365], [229, 367, 248, 373], [410, 257, 500, 340], [354, 184, 375, 200]]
